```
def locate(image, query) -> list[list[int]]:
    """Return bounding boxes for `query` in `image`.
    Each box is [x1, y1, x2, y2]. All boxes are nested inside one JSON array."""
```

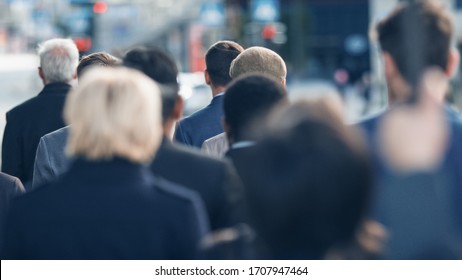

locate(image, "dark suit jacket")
[[0, 172, 24, 252], [2, 82, 71, 189], [174, 94, 224, 148], [152, 138, 243, 230], [225, 146, 255, 183], [33, 128, 243, 230], [3, 158, 209, 260]]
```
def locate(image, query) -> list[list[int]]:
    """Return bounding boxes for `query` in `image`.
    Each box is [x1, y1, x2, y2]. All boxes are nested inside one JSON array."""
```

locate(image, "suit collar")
[[39, 82, 72, 96], [210, 93, 224, 104], [66, 157, 152, 185]]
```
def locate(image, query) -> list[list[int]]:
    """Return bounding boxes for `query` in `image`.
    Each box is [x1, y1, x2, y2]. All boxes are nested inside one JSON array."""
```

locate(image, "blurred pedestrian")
[[174, 41, 244, 148], [1, 38, 79, 189], [362, 0, 462, 259], [203, 101, 376, 259], [222, 74, 288, 181]]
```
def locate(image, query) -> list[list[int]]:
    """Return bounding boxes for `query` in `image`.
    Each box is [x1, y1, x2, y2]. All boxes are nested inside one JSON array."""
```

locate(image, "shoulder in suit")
[[174, 94, 225, 148], [33, 126, 70, 189]]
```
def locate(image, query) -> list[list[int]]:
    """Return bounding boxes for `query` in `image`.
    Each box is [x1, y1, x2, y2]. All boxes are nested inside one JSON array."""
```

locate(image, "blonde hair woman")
[[3, 68, 208, 260]]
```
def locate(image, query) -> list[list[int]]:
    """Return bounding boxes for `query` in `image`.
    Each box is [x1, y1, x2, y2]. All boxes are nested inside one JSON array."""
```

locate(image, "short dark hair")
[[242, 102, 372, 258], [205, 41, 244, 87], [123, 47, 179, 122], [77, 52, 120, 78], [376, 0, 453, 84], [224, 74, 287, 142]]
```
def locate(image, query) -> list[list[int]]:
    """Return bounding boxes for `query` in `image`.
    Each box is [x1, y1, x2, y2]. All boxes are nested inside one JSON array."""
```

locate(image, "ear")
[[172, 96, 184, 121], [204, 69, 211, 85], [38, 67, 45, 81], [445, 48, 460, 78], [281, 78, 286, 87], [383, 52, 398, 80]]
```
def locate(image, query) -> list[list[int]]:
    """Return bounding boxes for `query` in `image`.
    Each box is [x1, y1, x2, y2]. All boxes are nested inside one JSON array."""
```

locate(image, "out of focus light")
[[74, 37, 92, 52], [261, 24, 277, 40], [93, 1, 108, 14]]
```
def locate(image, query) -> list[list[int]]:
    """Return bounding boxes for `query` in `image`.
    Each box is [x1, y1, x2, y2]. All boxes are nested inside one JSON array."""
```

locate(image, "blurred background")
[[1, 0, 462, 136]]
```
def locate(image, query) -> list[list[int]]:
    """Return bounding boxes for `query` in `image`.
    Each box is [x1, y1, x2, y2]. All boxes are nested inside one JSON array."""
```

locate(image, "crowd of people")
[[1, 0, 462, 259]]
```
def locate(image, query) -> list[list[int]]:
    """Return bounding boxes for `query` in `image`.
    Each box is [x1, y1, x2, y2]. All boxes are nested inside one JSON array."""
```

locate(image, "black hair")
[[123, 47, 179, 122], [205, 41, 244, 87], [223, 74, 287, 143]]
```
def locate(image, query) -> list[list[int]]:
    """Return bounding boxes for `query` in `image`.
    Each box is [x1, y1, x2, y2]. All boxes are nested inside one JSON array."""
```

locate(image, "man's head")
[[77, 52, 120, 79], [229, 46, 287, 85], [205, 41, 244, 90], [123, 47, 180, 125], [37, 38, 79, 85], [243, 101, 371, 258], [223, 74, 288, 144], [375, 0, 458, 103]]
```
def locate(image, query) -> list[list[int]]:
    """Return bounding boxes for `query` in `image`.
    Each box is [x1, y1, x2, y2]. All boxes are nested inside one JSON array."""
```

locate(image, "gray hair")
[[37, 38, 79, 83], [229, 46, 287, 82]]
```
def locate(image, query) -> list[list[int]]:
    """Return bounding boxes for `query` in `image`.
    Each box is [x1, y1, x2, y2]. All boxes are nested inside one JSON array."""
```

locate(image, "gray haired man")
[[1, 38, 79, 189]]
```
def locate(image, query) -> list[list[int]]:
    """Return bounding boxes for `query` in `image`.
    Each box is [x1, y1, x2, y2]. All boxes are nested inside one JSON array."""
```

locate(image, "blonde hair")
[[229, 46, 287, 81], [65, 67, 162, 163]]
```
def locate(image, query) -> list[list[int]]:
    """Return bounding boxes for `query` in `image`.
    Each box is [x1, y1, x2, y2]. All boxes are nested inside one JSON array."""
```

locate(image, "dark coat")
[[0, 172, 24, 251], [174, 94, 224, 148], [3, 158, 209, 260], [152, 138, 244, 230], [225, 146, 256, 188], [2, 82, 71, 189]]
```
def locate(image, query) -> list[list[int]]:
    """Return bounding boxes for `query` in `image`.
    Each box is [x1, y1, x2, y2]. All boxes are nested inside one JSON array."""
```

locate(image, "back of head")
[[77, 52, 121, 79], [244, 101, 371, 258], [123, 47, 179, 122], [205, 40, 244, 87], [376, 0, 453, 86], [38, 38, 79, 84], [65, 67, 162, 163], [229, 46, 287, 82], [224, 74, 288, 143]]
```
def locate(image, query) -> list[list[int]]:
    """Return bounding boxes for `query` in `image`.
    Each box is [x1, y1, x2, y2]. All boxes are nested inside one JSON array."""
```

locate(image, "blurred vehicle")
[[178, 72, 212, 116]]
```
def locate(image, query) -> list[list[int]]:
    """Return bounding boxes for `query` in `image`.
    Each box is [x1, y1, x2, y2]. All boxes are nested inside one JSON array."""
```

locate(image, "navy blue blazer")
[[174, 94, 224, 148], [2, 82, 71, 189], [3, 158, 209, 260]]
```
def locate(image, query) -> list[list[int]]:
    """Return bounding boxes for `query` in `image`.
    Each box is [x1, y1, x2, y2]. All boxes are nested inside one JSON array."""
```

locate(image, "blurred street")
[[0, 54, 41, 157]]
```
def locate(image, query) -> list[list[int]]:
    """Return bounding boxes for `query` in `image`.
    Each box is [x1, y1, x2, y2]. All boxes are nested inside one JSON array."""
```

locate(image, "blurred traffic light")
[[74, 37, 92, 53], [93, 1, 108, 14], [261, 24, 277, 40]]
